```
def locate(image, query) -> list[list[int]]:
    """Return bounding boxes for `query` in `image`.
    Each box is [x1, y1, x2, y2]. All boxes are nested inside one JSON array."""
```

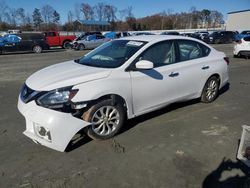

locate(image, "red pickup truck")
[[44, 31, 76, 49]]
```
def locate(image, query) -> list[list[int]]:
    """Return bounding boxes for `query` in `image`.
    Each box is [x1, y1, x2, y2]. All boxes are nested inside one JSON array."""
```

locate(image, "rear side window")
[[123, 32, 128, 36], [96, 35, 105, 39], [30, 34, 44, 40], [46, 32, 56, 37], [244, 36, 250, 41], [177, 40, 210, 61], [17, 34, 29, 40], [225, 32, 234, 36]]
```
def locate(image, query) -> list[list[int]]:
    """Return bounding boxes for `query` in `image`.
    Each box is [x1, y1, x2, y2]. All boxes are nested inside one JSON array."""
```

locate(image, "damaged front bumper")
[[17, 96, 90, 152]]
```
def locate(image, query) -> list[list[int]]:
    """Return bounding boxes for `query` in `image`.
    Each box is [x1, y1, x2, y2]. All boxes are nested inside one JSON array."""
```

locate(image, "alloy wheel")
[[205, 79, 218, 101], [91, 106, 120, 136]]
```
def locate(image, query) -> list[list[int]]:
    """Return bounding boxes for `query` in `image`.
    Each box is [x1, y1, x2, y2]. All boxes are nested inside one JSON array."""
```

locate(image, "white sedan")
[[18, 35, 229, 152], [234, 36, 250, 57]]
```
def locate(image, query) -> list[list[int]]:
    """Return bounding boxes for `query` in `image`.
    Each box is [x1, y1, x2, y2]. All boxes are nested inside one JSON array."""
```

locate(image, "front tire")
[[201, 76, 220, 103], [82, 99, 125, 140], [63, 41, 71, 49]]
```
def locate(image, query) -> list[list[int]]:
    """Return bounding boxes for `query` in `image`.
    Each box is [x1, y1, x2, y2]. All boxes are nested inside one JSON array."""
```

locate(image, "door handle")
[[202, 66, 210, 70], [169, 72, 179, 77]]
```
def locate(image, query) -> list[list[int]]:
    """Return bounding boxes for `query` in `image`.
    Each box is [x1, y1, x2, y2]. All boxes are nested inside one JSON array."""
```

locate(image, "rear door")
[[95, 35, 106, 47], [174, 39, 212, 97], [2, 42, 17, 52], [87, 35, 99, 48], [16, 34, 32, 51]]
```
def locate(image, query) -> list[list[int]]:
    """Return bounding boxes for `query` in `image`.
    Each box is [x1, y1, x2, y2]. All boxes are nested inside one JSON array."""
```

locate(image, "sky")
[[3, 0, 250, 23]]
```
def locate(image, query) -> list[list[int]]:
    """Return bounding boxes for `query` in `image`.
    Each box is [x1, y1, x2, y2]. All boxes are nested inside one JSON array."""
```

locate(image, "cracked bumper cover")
[[17, 96, 90, 152]]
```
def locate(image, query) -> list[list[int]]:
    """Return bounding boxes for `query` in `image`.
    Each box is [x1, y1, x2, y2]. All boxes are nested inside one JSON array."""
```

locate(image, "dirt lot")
[[0, 45, 250, 188]]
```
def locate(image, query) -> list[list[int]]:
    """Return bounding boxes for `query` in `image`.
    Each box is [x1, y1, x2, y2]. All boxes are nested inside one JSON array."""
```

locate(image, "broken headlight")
[[36, 87, 78, 109]]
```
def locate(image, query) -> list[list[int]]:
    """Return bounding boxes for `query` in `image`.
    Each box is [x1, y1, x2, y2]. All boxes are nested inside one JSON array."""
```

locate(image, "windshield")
[[77, 40, 147, 68]]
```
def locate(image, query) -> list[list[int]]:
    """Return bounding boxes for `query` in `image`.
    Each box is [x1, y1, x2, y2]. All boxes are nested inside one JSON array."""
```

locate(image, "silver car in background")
[[73, 34, 110, 50]]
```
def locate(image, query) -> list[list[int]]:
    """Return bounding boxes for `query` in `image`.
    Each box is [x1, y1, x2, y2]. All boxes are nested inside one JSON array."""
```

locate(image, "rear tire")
[[82, 99, 125, 140], [214, 39, 220, 44], [78, 44, 85, 50], [201, 76, 220, 103], [33, 45, 42, 53]]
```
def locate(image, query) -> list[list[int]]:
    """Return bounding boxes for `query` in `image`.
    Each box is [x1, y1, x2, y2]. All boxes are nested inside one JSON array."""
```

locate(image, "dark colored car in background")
[[161, 31, 180, 35], [209, 31, 236, 44], [235, 30, 250, 41], [182, 32, 209, 43], [195, 32, 210, 43], [0, 33, 49, 54], [133, 32, 155, 36]]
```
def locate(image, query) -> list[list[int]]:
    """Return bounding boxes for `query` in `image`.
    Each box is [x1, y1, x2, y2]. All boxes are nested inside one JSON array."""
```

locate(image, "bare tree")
[[188, 6, 197, 29], [210, 10, 223, 28], [25, 13, 32, 25], [32, 8, 43, 30], [93, 2, 105, 21], [80, 3, 94, 20], [74, 3, 81, 20], [16, 8, 26, 25], [52, 10, 60, 24], [41, 5, 54, 24], [0, 1, 8, 23], [200, 9, 211, 29], [119, 6, 133, 21], [9, 8, 17, 26], [67, 10, 73, 23], [22, 13, 32, 30], [104, 4, 117, 22]]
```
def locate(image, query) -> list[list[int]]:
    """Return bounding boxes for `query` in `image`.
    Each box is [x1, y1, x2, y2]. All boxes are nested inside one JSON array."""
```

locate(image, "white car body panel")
[[17, 35, 229, 151], [26, 61, 112, 91]]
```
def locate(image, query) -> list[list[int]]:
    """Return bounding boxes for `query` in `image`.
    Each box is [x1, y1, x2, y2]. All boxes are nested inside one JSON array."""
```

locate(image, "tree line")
[[0, 1, 224, 31]]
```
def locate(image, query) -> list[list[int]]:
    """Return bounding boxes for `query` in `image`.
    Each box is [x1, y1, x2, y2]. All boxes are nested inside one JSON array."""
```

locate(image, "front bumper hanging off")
[[17, 96, 90, 152]]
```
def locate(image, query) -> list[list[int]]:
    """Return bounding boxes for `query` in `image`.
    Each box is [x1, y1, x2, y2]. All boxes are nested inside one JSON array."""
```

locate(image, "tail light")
[[224, 57, 230, 65]]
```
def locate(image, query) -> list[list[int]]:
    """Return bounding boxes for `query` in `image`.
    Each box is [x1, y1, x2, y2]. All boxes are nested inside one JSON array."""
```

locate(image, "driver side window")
[[139, 40, 176, 68]]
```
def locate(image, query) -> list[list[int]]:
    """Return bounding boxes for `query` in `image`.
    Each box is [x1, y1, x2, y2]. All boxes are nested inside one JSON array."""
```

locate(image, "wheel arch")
[[67, 93, 129, 144], [62, 39, 72, 44], [78, 43, 85, 49], [208, 73, 221, 86], [89, 94, 128, 118]]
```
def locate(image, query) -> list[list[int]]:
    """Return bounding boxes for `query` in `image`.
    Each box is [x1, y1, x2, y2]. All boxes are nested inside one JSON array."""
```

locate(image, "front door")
[[129, 40, 182, 115]]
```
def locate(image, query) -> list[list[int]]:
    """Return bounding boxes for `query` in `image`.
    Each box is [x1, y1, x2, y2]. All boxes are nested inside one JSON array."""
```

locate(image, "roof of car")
[[119, 35, 193, 42]]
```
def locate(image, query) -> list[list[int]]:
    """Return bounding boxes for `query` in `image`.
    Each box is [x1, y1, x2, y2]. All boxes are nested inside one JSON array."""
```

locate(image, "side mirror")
[[135, 60, 154, 70]]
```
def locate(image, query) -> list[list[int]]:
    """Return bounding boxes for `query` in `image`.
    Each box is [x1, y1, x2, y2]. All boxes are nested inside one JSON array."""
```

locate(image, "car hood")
[[26, 60, 112, 91]]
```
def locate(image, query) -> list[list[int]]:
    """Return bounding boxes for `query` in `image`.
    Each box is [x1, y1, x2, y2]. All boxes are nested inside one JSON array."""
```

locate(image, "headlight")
[[36, 87, 78, 108]]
